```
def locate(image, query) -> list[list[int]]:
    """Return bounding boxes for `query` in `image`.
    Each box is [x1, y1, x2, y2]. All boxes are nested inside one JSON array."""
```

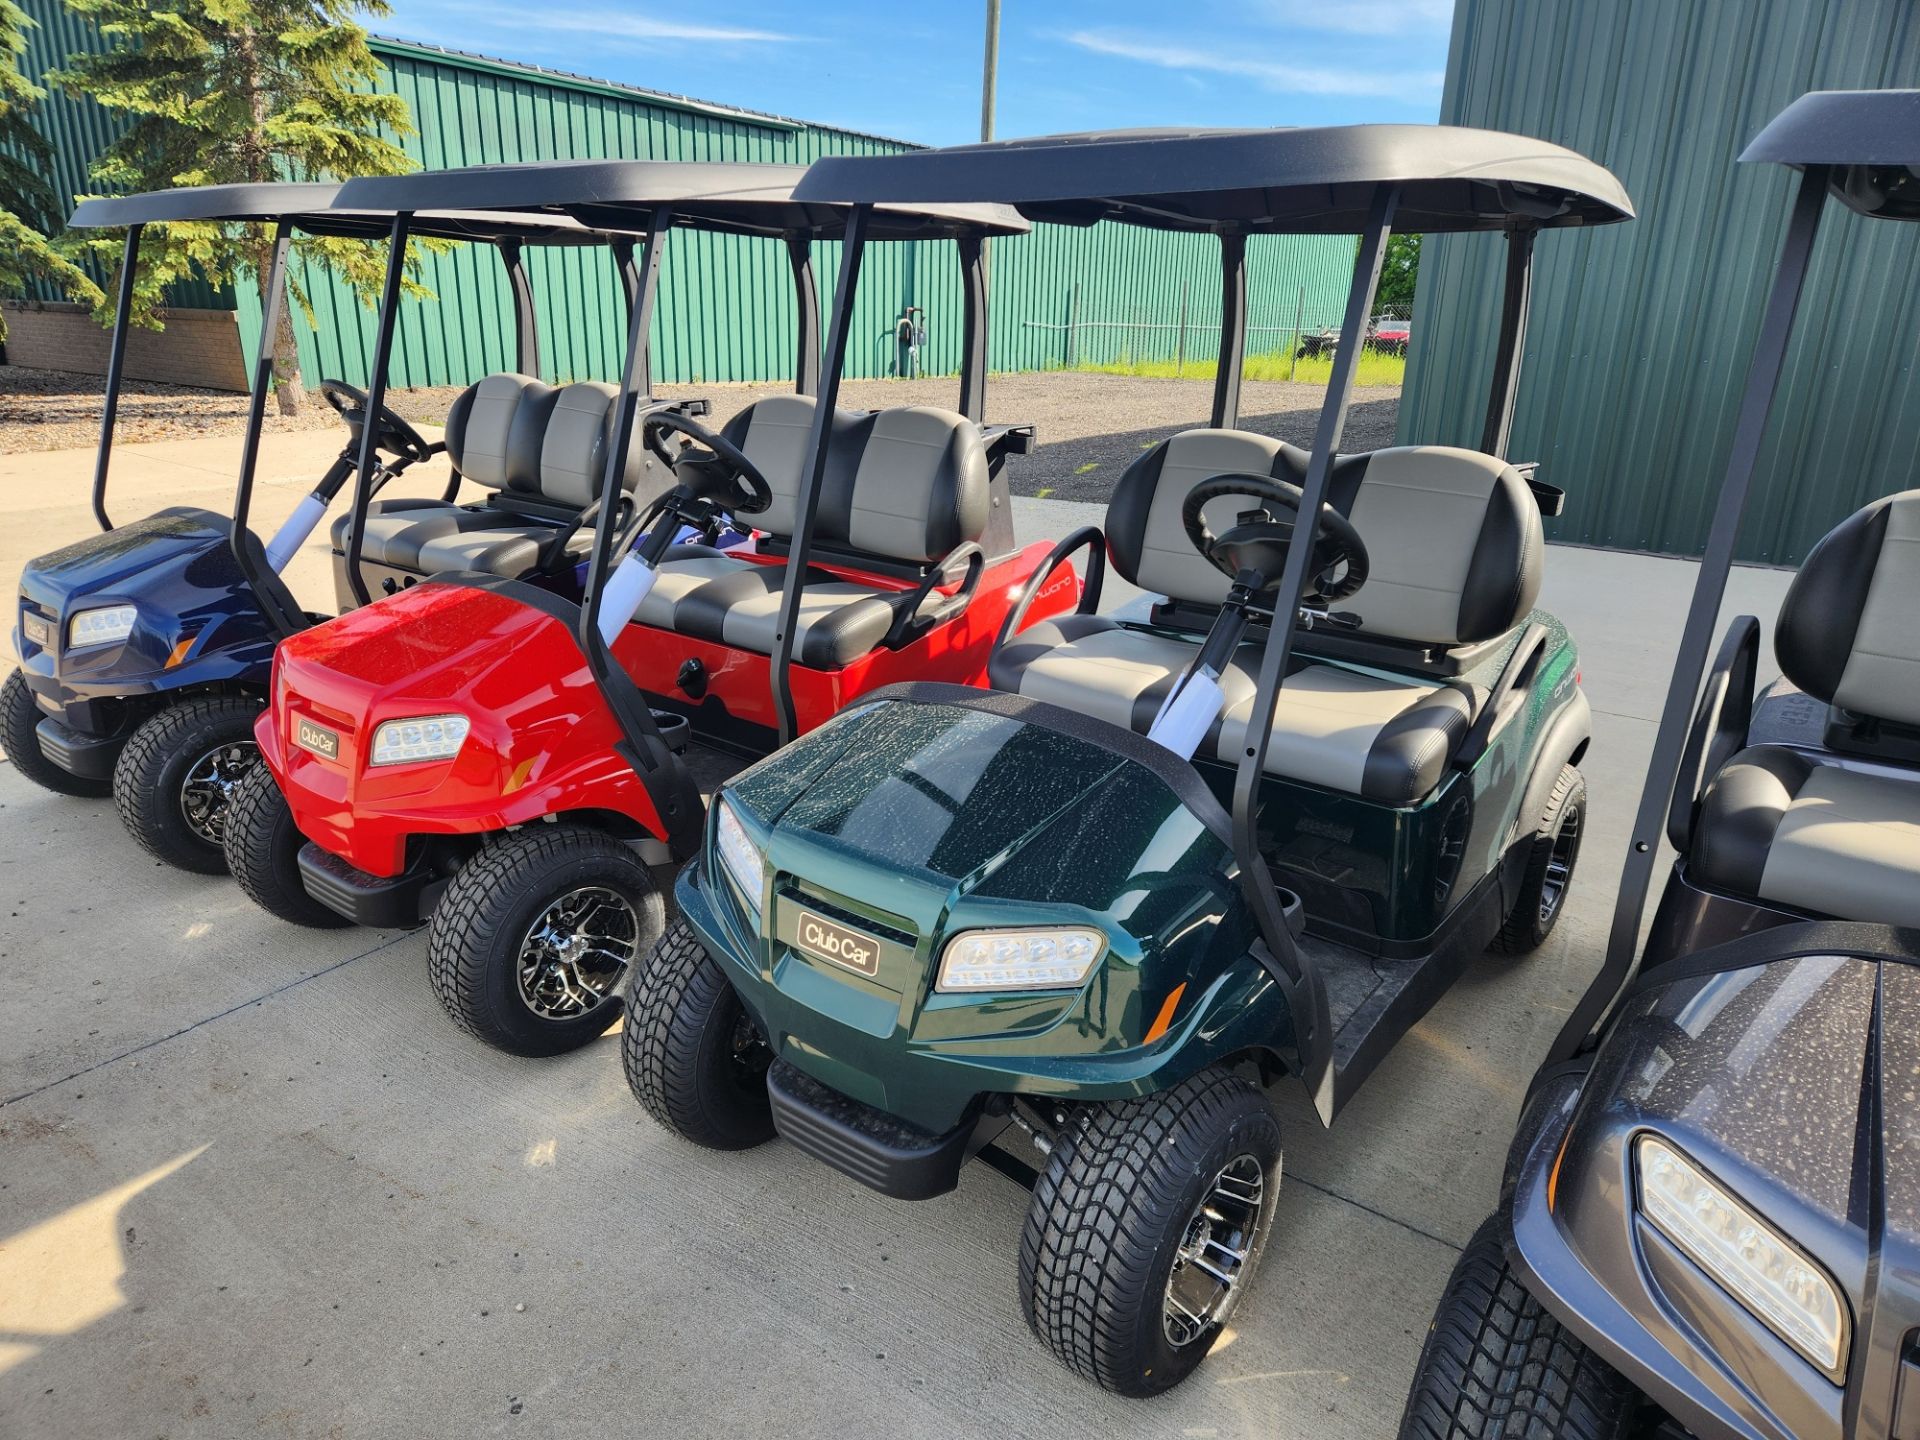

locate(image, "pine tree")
[[0, 0, 102, 341], [54, 0, 415, 413]]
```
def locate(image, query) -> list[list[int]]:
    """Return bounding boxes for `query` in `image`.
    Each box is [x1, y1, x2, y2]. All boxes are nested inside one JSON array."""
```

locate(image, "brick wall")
[[2, 302, 249, 392]]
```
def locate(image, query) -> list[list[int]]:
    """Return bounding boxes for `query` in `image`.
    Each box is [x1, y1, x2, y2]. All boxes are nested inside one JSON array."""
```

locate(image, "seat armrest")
[[991, 525, 1105, 660], [536, 492, 631, 573], [1666, 615, 1760, 853], [885, 543, 984, 649], [1454, 621, 1549, 769]]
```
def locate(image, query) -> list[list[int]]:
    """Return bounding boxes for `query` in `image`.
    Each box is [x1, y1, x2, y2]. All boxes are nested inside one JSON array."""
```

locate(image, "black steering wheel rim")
[[1179, 472, 1369, 602], [642, 410, 773, 517], [320, 379, 432, 465]]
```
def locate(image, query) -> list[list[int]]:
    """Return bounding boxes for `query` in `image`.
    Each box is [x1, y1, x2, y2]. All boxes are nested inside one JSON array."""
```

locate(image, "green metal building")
[[11, 8, 1356, 393], [1401, 0, 1920, 565]]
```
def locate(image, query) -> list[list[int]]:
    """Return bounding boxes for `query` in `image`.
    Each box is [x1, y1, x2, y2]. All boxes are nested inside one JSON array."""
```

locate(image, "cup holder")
[[649, 709, 691, 754]]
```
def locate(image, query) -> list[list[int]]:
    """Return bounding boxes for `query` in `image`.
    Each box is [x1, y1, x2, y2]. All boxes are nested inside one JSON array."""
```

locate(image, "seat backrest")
[[1106, 428, 1311, 604], [535, 381, 651, 507], [1776, 489, 1920, 727], [1329, 446, 1543, 646], [443, 373, 551, 491], [721, 399, 989, 564]]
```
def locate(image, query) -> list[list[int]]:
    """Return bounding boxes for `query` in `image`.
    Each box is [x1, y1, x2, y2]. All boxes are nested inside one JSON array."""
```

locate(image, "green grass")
[[1078, 346, 1406, 388]]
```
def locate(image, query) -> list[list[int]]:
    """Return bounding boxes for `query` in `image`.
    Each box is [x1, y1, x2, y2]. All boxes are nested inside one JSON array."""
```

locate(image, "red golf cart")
[[227, 160, 1076, 1055]]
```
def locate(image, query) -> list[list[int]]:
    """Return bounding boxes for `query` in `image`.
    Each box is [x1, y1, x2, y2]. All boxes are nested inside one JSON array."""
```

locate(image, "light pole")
[[981, 0, 1000, 142]]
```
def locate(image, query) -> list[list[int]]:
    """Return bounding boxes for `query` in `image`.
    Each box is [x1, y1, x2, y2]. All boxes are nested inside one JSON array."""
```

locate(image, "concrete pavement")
[[0, 433, 1796, 1438]]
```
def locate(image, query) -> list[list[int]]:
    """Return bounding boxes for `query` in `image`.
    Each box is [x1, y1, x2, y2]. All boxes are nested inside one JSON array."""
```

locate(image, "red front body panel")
[[257, 542, 1079, 878]]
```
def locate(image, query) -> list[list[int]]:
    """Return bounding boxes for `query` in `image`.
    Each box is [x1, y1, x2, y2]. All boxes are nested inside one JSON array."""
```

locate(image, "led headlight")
[[936, 927, 1105, 992], [1636, 1135, 1847, 1374], [68, 604, 136, 649], [713, 796, 765, 910], [368, 713, 470, 766]]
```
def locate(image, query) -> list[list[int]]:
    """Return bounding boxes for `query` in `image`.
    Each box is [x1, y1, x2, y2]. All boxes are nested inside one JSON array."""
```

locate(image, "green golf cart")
[[622, 125, 1634, 1395]]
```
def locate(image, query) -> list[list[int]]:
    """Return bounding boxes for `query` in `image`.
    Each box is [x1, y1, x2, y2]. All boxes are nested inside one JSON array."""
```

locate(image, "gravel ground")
[[2, 364, 1398, 503]]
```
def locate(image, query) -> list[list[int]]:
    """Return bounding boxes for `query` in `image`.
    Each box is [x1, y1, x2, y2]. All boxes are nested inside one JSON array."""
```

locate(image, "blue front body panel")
[[15, 507, 277, 734]]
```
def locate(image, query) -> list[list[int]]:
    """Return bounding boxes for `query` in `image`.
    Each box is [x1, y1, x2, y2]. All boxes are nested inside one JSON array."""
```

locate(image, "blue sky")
[[374, 0, 1455, 146]]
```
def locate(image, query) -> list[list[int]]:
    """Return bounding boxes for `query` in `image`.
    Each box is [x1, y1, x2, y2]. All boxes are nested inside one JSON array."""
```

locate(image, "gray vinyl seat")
[[1689, 490, 1920, 927], [990, 431, 1545, 805], [632, 397, 990, 668], [331, 373, 647, 579]]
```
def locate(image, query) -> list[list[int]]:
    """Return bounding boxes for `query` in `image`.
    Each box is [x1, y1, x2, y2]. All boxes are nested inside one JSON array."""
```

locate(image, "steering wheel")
[[1180, 473, 1369, 602], [643, 410, 773, 517], [321, 380, 433, 465]]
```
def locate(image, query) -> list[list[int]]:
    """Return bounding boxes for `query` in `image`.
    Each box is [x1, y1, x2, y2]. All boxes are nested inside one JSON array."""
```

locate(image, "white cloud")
[[1063, 30, 1443, 100], [383, 2, 799, 48], [1252, 0, 1454, 36], [523, 10, 799, 43]]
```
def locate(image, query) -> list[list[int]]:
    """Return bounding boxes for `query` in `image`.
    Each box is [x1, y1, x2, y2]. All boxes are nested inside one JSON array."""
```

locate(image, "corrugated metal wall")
[[1400, 0, 1920, 565], [14, 15, 1355, 395]]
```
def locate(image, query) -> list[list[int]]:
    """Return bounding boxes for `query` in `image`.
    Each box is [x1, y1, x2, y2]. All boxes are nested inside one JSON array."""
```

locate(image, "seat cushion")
[[991, 615, 1473, 805], [413, 524, 566, 579], [632, 552, 904, 669], [329, 499, 505, 569], [1693, 745, 1920, 926]]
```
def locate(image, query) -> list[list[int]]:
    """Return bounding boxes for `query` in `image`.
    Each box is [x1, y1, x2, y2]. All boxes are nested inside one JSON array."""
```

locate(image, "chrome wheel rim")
[[516, 885, 639, 1020], [1539, 806, 1583, 926], [1163, 1152, 1267, 1348], [179, 740, 258, 846]]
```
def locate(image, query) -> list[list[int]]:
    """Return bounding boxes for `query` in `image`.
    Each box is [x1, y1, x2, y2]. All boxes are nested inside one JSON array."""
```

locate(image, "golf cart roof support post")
[[226, 220, 296, 618], [1545, 164, 1831, 1069], [1211, 230, 1248, 429], [771, 201, 873, 745], [785, 232, 820, 396], [580, 204, 669, 667], [1479, 224, 1537, 459], [498, 239, 539, 379], [90, 223, 143, 533], [1231, 183, 1399, 1125], [957, 232, 987, 423], [609, 234, 655, 396], [342, 213, 414, 610]]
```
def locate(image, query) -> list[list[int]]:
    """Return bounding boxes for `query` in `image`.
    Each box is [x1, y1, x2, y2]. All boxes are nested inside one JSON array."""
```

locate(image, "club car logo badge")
[[795, 911, 880, 977], [294, 717, 340, 761]]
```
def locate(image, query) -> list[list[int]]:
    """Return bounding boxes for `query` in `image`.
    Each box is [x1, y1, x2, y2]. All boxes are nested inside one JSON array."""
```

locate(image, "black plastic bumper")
[[767, 1058, 977, 1201], [35, 715, 124, 781], [297, 842, 438, 928]]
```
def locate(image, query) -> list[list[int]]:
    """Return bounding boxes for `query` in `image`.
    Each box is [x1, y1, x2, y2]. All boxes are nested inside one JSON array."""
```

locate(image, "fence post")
[[1288, 285, 1305, 382], [1176, 281, 1188, 377], [1067, 282, 1079, 369]]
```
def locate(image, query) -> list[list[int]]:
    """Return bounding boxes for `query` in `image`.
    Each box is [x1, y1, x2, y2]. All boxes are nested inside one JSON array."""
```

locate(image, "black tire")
[[622, 918, 775, 1150], [1399, 1217, 1639, 1439], [427, 823, 663, 1057], [0, 668, 111, 798], [1020, 1067, 1281, 1397], [223, 764, 353, 929], [1491, 765, 1586, 955], [111, 694, 263, 874]]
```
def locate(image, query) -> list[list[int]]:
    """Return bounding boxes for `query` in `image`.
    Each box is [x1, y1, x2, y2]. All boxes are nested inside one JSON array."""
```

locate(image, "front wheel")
[[1020, 1067, 1281, 1396], [623, 918, 775, 1150], [223, 765, 353, 929], [427, 824, 663, 1057], [112, 694, 264, 873], [1399, 1217, 1640, 1439], [1491, 765, 1585, 955], [0, 669, 111, 798]]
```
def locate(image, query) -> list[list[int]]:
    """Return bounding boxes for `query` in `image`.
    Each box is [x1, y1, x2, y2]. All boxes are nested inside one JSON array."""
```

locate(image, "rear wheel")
[[0, 668, 111, 798], [622, 918, 775, 1150], [1020, 1067, 1281, 1396], [223, 765, 353, 929], [427, 824, 662, 1057], [1492, 765, 1585, 955], [112, 695, 263, 873], [1399, 1217, 1640, 1439]]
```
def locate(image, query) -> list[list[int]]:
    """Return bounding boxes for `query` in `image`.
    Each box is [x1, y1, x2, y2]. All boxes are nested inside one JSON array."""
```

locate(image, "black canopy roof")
[[68, 180, 631, 244], [792, 124, 1634, 234], [332, 160, 1029, 240], [1740, 90, 1920, 221]]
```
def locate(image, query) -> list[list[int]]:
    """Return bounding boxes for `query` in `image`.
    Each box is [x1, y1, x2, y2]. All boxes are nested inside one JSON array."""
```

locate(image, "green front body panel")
[[687, 619, 1582, 1134]]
